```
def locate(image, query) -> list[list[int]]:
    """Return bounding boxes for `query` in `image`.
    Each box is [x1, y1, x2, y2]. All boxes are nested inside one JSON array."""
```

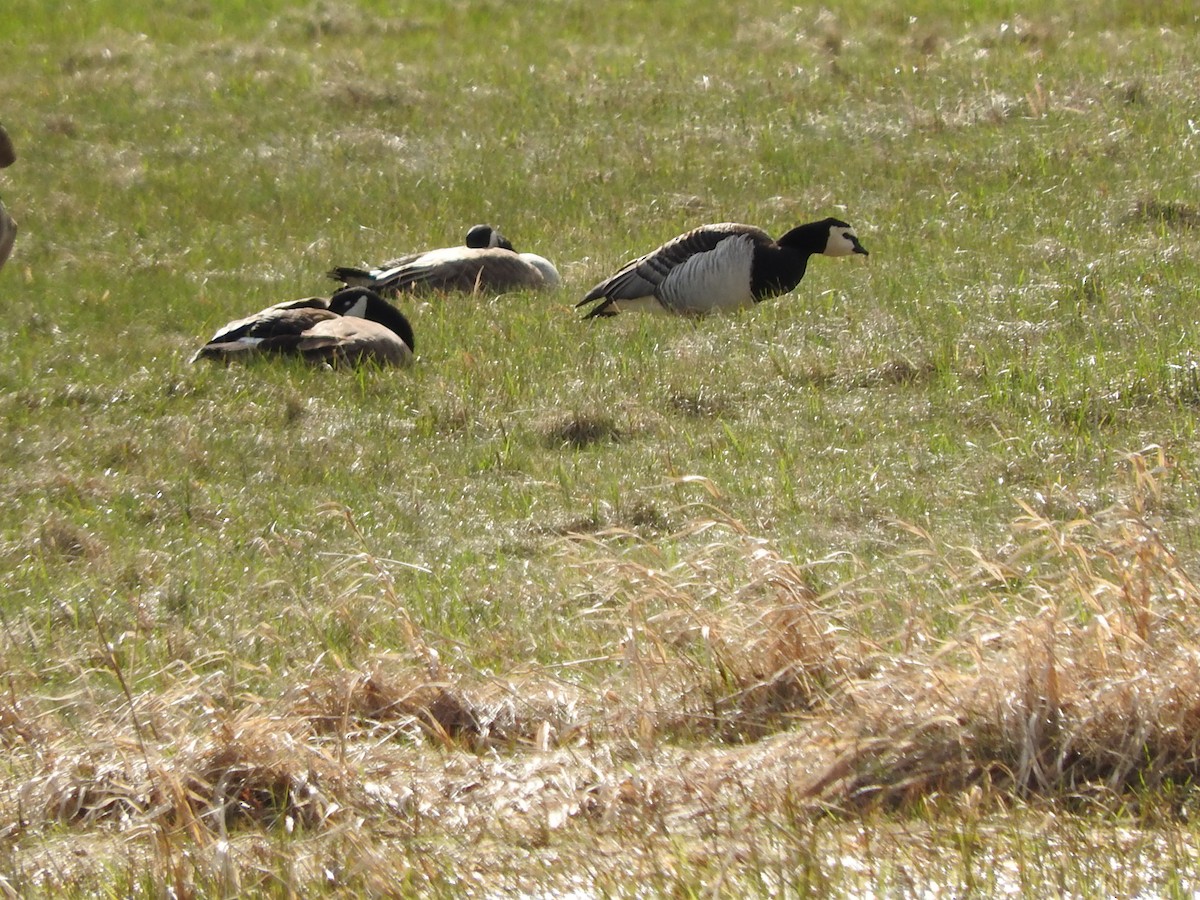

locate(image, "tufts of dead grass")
[[786, 449, 1200, 809], [550, 449, 1200, 818], [177, 715, 348, 832], [33, 515, 104, 562], [9, 451, 1200, 870], [572, 513, 862, 744], [297, 663, 586, 750], [24, 713, 349, 836], [538, 411, 626, 449]]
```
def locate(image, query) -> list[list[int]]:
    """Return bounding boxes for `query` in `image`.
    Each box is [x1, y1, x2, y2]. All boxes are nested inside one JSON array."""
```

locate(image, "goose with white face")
[[823, 224, 869, 258]]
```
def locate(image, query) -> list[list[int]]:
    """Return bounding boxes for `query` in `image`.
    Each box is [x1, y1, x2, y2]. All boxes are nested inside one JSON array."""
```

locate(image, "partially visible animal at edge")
[[0, 123, 17, 272]]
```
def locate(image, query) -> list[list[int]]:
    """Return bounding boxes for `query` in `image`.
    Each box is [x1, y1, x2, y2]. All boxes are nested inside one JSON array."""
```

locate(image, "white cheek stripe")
[[343, 296, 369, 318], [824, 226, 858, 257]]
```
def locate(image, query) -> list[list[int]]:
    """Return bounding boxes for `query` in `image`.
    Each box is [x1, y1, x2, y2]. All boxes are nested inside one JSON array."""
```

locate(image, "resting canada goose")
[[191, 286, 414, 367], [577, 218, 868, 318], [329, 225, 560, 296], [352, 223, 515, 274]]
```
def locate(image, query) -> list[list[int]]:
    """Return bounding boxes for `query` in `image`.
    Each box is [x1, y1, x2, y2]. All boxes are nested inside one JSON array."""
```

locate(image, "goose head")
[[465, 224, 515, 252], [327, 286, 416, 354], [819, 218, 869, 257]]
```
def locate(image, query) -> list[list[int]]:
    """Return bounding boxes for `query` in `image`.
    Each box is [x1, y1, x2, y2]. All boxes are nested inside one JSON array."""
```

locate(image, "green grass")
[[2, 0, 1200, 894]]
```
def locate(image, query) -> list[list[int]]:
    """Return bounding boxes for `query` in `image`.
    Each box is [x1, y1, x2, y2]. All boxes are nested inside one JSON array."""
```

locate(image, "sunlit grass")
[[1, 0, 1200, 893]]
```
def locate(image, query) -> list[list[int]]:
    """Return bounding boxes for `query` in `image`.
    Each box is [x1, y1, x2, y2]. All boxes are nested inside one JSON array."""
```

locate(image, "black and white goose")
[[329, 224, 560, 296], [191, 286, 414, 367], [576, 218, 868, 318]]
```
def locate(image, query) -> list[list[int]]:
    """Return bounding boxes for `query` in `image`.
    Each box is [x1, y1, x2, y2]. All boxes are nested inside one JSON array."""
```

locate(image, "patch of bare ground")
[[843, 356, 938, 389], [774, 352, 938, 391], [523, 497, 673, 541], [668, 387, 737, 419], [6, 451, 1200, 881], [32, 513, 105, 562], [537, 410, 626, 448], [320, 79, 424, 112], [274, 0, 423, 39], [1130, 198, 1200, 230]]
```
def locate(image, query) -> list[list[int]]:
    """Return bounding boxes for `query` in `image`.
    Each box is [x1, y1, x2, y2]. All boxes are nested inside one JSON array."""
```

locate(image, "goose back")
[[332, 247, 559, 296]]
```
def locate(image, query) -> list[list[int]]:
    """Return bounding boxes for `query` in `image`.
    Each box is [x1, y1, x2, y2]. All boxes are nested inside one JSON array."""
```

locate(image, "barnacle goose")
[[577, 218, 867, 318]]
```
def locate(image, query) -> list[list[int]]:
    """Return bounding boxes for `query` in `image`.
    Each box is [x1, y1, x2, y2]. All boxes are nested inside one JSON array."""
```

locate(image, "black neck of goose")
[[777, 221, 832, 255], [748, 236, 816, 300], [751, 248, 810, 299], [749, 220, 833, 299], [366, 298, 416, 352]]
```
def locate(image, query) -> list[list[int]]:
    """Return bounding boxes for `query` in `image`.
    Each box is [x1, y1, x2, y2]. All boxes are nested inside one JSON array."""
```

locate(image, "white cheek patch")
[[342, 296, 370, 318], [824, 226, 859, 257]]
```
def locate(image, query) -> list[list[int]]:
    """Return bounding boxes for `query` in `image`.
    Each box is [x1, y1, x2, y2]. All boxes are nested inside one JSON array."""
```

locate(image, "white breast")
[[520, 253, 561, 287]]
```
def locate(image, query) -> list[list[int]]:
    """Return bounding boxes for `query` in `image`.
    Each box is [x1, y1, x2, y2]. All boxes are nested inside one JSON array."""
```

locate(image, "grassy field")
[[3, 0, 1200, 894]]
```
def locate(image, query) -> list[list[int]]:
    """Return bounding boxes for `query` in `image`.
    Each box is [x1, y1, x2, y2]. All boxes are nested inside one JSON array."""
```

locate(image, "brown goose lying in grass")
[[191, 286, 414, 367], [329, 224, 560, 296]]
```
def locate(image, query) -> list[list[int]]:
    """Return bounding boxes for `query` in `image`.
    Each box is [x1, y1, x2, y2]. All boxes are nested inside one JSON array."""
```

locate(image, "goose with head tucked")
[[329, 224, 560, 296], [577, 218, 868, 318], [191, 286, 414, 367]]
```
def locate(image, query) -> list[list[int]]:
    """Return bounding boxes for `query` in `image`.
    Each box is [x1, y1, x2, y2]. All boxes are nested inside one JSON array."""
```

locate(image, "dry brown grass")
[[569, 513, 860, 744], [4, 451, 1200, 888]]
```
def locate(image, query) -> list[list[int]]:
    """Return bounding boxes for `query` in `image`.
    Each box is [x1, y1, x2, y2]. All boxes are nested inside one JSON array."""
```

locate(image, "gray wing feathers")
[[204, 298, 334, 344], [368, 249, 546, 294], [580, 224, 769, 304]]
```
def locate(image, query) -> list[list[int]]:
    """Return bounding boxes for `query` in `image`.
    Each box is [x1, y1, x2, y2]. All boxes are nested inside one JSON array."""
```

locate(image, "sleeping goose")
[[577, 218, 868, 318], [351, 223, 515, 274], [329, 225, 560, 296], [191, 286, 414, 367]]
